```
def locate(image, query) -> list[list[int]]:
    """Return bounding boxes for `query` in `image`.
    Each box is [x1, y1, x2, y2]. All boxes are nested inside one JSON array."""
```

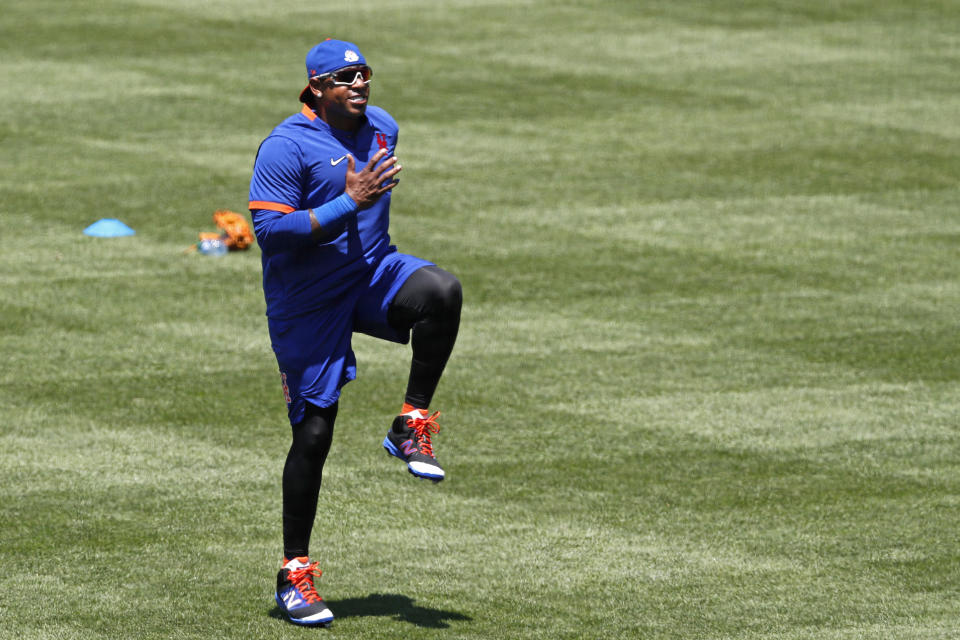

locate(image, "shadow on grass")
[[270, 593, 472, 629]]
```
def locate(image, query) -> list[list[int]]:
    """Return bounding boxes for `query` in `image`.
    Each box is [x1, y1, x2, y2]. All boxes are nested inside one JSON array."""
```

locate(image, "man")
[[248, 38, 462, 626]]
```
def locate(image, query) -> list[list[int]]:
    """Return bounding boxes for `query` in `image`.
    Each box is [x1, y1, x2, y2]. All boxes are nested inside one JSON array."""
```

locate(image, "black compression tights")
[[282, 402, 336, 560], [282, 265, 461, 558], [387, 265, 462, 410]]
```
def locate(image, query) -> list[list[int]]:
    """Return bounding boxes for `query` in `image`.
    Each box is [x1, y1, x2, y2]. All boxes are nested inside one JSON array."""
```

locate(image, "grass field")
[[2, 1, 959, 638]]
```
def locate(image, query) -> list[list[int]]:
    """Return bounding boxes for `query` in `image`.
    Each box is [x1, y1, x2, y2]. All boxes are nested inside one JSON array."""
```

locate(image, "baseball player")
[[248, 38, 462, 626]]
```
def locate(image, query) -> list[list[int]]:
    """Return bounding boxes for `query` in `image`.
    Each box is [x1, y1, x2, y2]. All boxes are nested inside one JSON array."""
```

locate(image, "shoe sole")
[[382, 437, 444, 483], [274, 592, 334, 626]]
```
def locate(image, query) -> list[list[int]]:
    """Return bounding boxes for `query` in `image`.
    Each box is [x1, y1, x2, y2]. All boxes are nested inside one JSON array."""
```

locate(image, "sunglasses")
[[319, 66, 373, 86]]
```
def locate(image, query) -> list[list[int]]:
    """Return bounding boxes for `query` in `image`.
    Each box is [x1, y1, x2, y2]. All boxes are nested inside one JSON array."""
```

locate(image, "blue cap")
[[299, 39, 367, 102]]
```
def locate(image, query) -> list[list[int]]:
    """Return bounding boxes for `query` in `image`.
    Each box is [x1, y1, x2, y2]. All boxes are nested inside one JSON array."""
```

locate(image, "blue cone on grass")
[[83, 219, 136, 237]]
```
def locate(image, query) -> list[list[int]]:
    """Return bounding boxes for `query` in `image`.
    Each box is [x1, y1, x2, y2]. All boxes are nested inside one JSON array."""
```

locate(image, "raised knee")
[[439, 274, 462, 311]]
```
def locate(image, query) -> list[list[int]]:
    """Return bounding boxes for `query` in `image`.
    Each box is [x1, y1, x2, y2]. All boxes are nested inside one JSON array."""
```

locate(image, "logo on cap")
[[344, 50, 359, 63]]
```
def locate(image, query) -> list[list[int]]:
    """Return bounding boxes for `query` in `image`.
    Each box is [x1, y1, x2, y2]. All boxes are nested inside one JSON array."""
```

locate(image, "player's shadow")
[[270, 593, 471, 629]]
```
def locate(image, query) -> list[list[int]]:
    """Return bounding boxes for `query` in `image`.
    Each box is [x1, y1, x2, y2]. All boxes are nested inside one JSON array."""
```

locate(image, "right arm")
[[249, 139, 401, 254], [251, 194, 358, 254]]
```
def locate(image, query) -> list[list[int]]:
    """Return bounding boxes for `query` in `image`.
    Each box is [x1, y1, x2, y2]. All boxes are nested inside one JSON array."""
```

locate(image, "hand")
[[344, 149, 401, 209]]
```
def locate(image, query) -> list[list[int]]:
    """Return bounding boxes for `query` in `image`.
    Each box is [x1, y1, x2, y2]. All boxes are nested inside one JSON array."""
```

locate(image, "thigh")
[[353, 251, 433, 342], [386, 265, 462, 330], [269, 301, 358, 426]]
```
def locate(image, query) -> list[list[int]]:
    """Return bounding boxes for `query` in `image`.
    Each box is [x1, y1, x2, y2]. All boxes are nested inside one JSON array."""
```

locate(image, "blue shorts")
[[268, 249, 433, 425]]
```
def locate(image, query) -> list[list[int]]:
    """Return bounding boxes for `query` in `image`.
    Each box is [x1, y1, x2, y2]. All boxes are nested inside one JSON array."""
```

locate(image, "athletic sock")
[[395, 403, 427, 433], [401, 402, 427, 415], [283, 556, 309, 569]]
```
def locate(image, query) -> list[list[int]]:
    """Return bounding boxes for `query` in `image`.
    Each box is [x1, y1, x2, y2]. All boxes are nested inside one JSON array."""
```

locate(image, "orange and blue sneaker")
[[275, 557, 334, 626], [383, 407, 445, 482]]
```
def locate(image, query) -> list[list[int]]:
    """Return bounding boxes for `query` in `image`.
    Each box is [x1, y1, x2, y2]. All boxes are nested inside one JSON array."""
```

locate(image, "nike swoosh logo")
[[330, 155, 347, 166]]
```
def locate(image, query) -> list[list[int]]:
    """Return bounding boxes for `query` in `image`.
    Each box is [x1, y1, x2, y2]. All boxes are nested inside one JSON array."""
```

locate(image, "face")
[[310, 65, 372, 130]]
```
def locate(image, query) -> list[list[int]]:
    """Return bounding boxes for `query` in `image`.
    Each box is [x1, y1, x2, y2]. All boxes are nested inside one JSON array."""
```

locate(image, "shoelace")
[[409, 411, 441, 458], [287, 562, 323, 604]]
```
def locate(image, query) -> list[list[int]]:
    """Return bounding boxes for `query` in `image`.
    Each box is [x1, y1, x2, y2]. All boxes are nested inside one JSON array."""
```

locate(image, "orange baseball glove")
[[211, 209, 254, 250]]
